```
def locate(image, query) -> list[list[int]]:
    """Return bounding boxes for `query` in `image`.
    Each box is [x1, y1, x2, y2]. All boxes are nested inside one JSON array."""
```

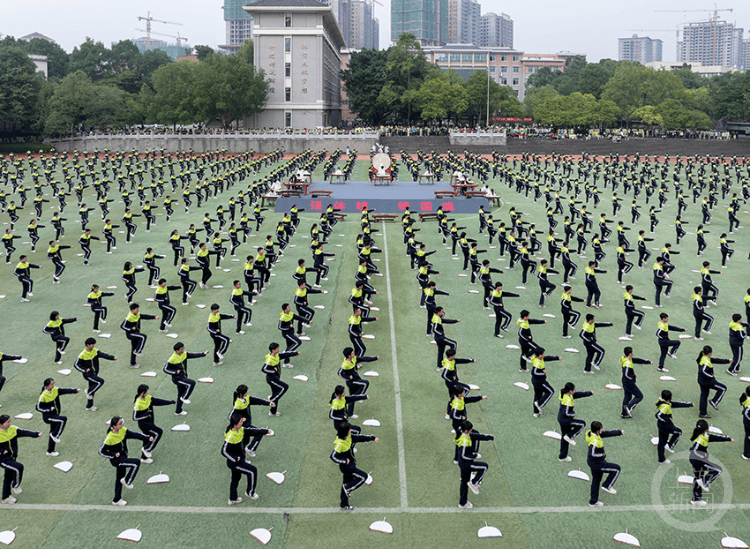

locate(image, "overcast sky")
[[3, 0, 748, 62]]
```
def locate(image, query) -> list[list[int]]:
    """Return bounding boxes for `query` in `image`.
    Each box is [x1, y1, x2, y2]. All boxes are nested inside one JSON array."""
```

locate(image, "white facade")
[[448, 0, 481, 46], [480, 12, 513, 48], [677, 20, 744, 69], [618, 35, 663, 64]]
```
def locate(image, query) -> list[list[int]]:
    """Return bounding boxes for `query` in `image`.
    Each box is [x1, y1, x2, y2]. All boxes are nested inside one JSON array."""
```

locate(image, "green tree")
[[194, 45, 215, 61], [631, 105, 662, 126], [236, 40, 254, 66], [463, 70, 499, 125], [341, 48, 389, 124], [139, 49, 173, 86], [69, 38, 110, 80], [149, 61, 200, 126], [382, 33, 432, 123], [411, 70, 467, 123], [24, 38, 69, 79], [193, 53, 268, 130], [0, 47, 43, 131], [526, 66, 561, 91], [578, 61, 616, 99], [657, 98, 711, 129]]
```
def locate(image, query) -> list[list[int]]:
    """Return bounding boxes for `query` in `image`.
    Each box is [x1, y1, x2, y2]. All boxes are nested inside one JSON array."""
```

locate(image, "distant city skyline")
[[3, 0, 750, 62]]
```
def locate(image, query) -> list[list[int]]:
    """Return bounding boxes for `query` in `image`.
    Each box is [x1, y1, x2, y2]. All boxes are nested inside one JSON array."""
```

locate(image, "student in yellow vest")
[[739, 387, 750, 459], [329, 385, 367, 436], [655, 389, 693, 464], [98, 416, 153, 506], [329, 421, 378, 511], [557, 382, 593, 461], [133, 384, 175, 463], [120, 303, 158, 368], [278, 303, 305, 365], [531, 347, 561, 417], [448, 385, 488, 462], [696, 345, 730, 418], [229, 384, 274, 458], [0, 414, 42, 504], [688, 419, 734, 507], [163, 341, 210, 415], [74, 337, 117, 412], [586, 421, 624, 507], [262, 342, 299, 416], [121, 261, 145, 303], [36, 378, 80, 456], [727, 314, 749, 376], [456, 419, 494, 509], [222, 414, 260, 505], [339, 347, 378, 418], [43, 311, 78, 364]]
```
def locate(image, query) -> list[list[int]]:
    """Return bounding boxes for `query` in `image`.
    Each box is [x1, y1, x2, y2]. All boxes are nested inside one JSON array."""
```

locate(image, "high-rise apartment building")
[[391, 0, 448, 46], [618, 34, 663, 64], [677, 20, 744, 69], [340, 0, 379, 50], [221, 0, 255, 54], [447, 0, 481, 45], [480, 12, 512, 48]]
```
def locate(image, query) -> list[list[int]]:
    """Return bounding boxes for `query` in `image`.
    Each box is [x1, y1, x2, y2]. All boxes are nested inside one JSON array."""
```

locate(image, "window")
[[512, 78, 519, 85], [501, 55, 507, 61], [285, 87, 291, 102], [501, 78, 507, 85], [450, 53, 460, 63], [512, 54, 519, 61], [285, 112, 292, 127], [474, 53, 486, 63], [489, 54, 495, 61], [490, 66, 495, 72], [285, 13, 292, 27], [500, 66, 507, 73], [512, 66, 519, 73], [285, 37, 291, 52], [462, 53, 473, 63], [285, 62, 291, 77]]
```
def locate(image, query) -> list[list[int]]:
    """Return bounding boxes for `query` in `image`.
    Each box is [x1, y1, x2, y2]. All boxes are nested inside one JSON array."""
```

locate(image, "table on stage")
[[284, 181, 310, 195], [451, 182, 477, 196], [330, 173, 346, 184], [418, 173, 435, 185], [373, 174, 391, 186]]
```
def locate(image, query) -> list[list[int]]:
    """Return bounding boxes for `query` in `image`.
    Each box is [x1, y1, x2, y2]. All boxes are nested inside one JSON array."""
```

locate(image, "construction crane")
[[654, 5, 734, 63], [135, 29, 189, 48], [137, 12, 182, 49]]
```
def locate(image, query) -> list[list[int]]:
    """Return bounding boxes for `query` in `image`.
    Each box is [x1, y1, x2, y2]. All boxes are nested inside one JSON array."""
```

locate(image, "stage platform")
[[273, 179, 491, 214]]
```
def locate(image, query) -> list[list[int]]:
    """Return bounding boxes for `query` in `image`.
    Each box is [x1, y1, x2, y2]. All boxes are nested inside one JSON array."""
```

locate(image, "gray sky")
[[3, 0, 748, 62]]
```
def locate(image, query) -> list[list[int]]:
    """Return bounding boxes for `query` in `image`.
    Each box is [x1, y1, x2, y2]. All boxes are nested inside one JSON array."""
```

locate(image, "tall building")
[[480, 12, 512, 48], [244, 0, 346, 129], [677, 19, 744, 69], [391, 0, 448, 46], [340, 0, 379, 50], [741, 38, 750, 71], [447, 0, 481, 45], [618, 34, 663, 64], [131, 37, 189, 61], [221, 0, 255, 55]]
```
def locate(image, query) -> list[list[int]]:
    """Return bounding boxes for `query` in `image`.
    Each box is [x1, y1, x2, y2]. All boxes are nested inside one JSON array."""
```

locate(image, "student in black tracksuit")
[[623, 285, 646, 336], [43, 311, 77, 364], [584, 261, 606, 308], [489, 282, 519, 338], [441, 349, 475, 400], [586, 421, 624, 507], [74, 337, 117, 411], [691, 287, 713, 340], [696, 345, 730, 418], [121, 262, 145, 303], [557, 382, 593, 461], [294, 281, 325, 335], [424, 281, 449, 336], [230, 280, 257, 334], [655, 389, 694, 464], [278, 303, 305, 365], [36, 378, 80, 456], [329, 386, 367, 447], [262, 342, 299, 416], [560, 285, 583, 338], [178, 258, 201, 304], [433, 307, 459, 370], [144, 249, 166, 287], [163, 342, 209, 416], [537, 260, 558, 308], [656, 313, 685, 372], [229, 384, 274, 458], [99, 416, 152, 506], [739, 388, 750, 459], [0, 352, 23, 405], [580, 314, 613, 374], [87, 284, 114, 332], [448, 386, 488, 462], [456, 420, 494, 509], [223, 414, 259, 505], [517, 310, 547, 372], [339, 347, 378, 417], [15, 256, 41, 301], [207, 304, 234, 365], [169, 231, 186, 266], [0, 414, 41, 504], [620, 347, 651, 418], [133, 384, 175, 462], [688, 419, 733, 506], [151, 277, 180, 332], [121, 303, 158, 368], [531, 347, 561, 417], [330, 421, 378, 511], [348, 307, 377, 358]]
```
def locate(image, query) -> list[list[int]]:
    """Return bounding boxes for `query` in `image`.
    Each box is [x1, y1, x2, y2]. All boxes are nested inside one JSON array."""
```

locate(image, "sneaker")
[[458, 502, 474, 509], [709, 401, 719, 411], [282, 363, 294, 369], [601, 486, 617, 495], [468, 482, 480, 495], [142, 449, 152, 458], [727, 369, 737, 377], [269, 411, 281, 417], [11, 485, 22, 494], [340, 505, 354, 511], [350, 414, 358, 419], [51, 435, 60, 444], [2, 496, 17, 504], [86, 406, 98, 411], [534, 401, 542, 413], [236, 330, 245, 335], [129, 363, 140, 369], [228, 498, 242, 506], [494, 334, 504, 339], [245, 448, 256, 457], [134, 352, 144, 357], [661, 459, 671, 464], [589, 501, 604, 507], [93, 329, 101, 333], [246, 491, 260, 500], [703, 330, 712, 335], [245, 322, 252, 327], [562, 335, 572, 339], [175, 411, 187, 416], [657, 367, 669, 373], [695, 337, 704, 341], [698, 414, 711, 419], [46, 451, 59, 457], [445, 414, 450, 420], [141, 458, 153, 464], [120, 478, 134, 490], [697, 478, 709, 492], [563, 435, 577, 446], [558, 457, 572, 462], [666, 445, 675, 454], [742, 455, 750, 461], [213, 362, 223, 366], [691, 499, 707, 507], [668, 353, 677, 360]]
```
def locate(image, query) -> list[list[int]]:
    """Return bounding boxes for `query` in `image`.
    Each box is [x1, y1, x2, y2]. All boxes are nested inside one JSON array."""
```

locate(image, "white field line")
[[382, 220, 408, 508]]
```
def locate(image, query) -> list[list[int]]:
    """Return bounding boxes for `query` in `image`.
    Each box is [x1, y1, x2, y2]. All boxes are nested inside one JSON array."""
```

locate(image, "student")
[[222, 414, 260, 505], [294, 280, 326, 335], [448, 386, 488, 462], [688, 419, 733, 507], [120, 303, 158, 369], [98, 416, 153, 506], [656, 313, 685, 372], [727, 314, 749, 376], [132, 385, 174, 463], [740, 388, 750, 460], [584, 261, 606, 308], [329, 386, 367, 439], [531, 347, 561, 417], [14, 255, 42, 302], [0, 351, 24, 406], [330, 421, 378, 511], [691, 287, 713, 340], [87, 284, 115, 332], [652, 257, 673, 307], [700, 261, 721, 304], [433, 307, 460, 371], [536, 259, 558, 308], [339, 347, 378, 418], [489, 282, 519, 338], [348, 307, 378, 358], [0, 414, 41, 504], [163, 342, 209, 416], [620, 346, 651, 418], [262, 342, 299, 416], [207, 304, 234, 366], [560, 285, 583, 339], [456, 419, 494, 509], [623, 285, 646, 337], [517, 309, 547, 372], [230, 280, 256, 335], [719, 233, 734, 267], [178, 257, 201, 305], [121, 262, 145, 303], [441, 349, 476, 403], [74, 337, 117, 412], [229, 385, 274, 458], [696, 345, 730, 418], [143, 248, 166, 287], [43, 311, 77, 364], [36, 378, 80, 456], [557, 382, 593, 462], [655, 390, 694, 464], [586, 421, 624, 507], [580, 314, 613, 374]]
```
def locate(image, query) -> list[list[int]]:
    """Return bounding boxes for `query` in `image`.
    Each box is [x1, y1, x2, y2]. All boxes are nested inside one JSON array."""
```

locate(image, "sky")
[[2, 0, 749, 62]]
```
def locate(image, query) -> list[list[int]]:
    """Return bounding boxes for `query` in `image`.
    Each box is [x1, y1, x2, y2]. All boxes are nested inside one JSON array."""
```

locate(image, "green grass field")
[[1, 151, 750, 548]]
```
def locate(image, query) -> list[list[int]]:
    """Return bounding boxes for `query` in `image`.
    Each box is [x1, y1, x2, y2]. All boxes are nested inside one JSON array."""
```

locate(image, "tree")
[[657, 98, 711, 129], [24, 38, 69, 79], [194, 45, 215, 61], [0, 47, 43, 132], [382, 33, 432, 123], [139, 49, 173, 86], [236, 40, 254, 66], [410, 70, 467, 123], [341, 48, 389, 124], [578, 61, 616, 99], [68, 38, 110, 80], [526, 66, 561, 91], [193, 53, 268, 130], [149, 61, 201, 126], [109, 40, 142, 74]]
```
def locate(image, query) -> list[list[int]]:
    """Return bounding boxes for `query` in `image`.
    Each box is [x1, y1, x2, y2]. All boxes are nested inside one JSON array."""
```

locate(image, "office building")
[[391, 0, 448, 46], [480, 12, 512, 48], [618, 34, 662, 64], [448, 0, 481, 45], [677, 19, 744, 69], [221, 0, 255, 54], [244, 0, 346, 129], [340, 0, 379, 50]]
